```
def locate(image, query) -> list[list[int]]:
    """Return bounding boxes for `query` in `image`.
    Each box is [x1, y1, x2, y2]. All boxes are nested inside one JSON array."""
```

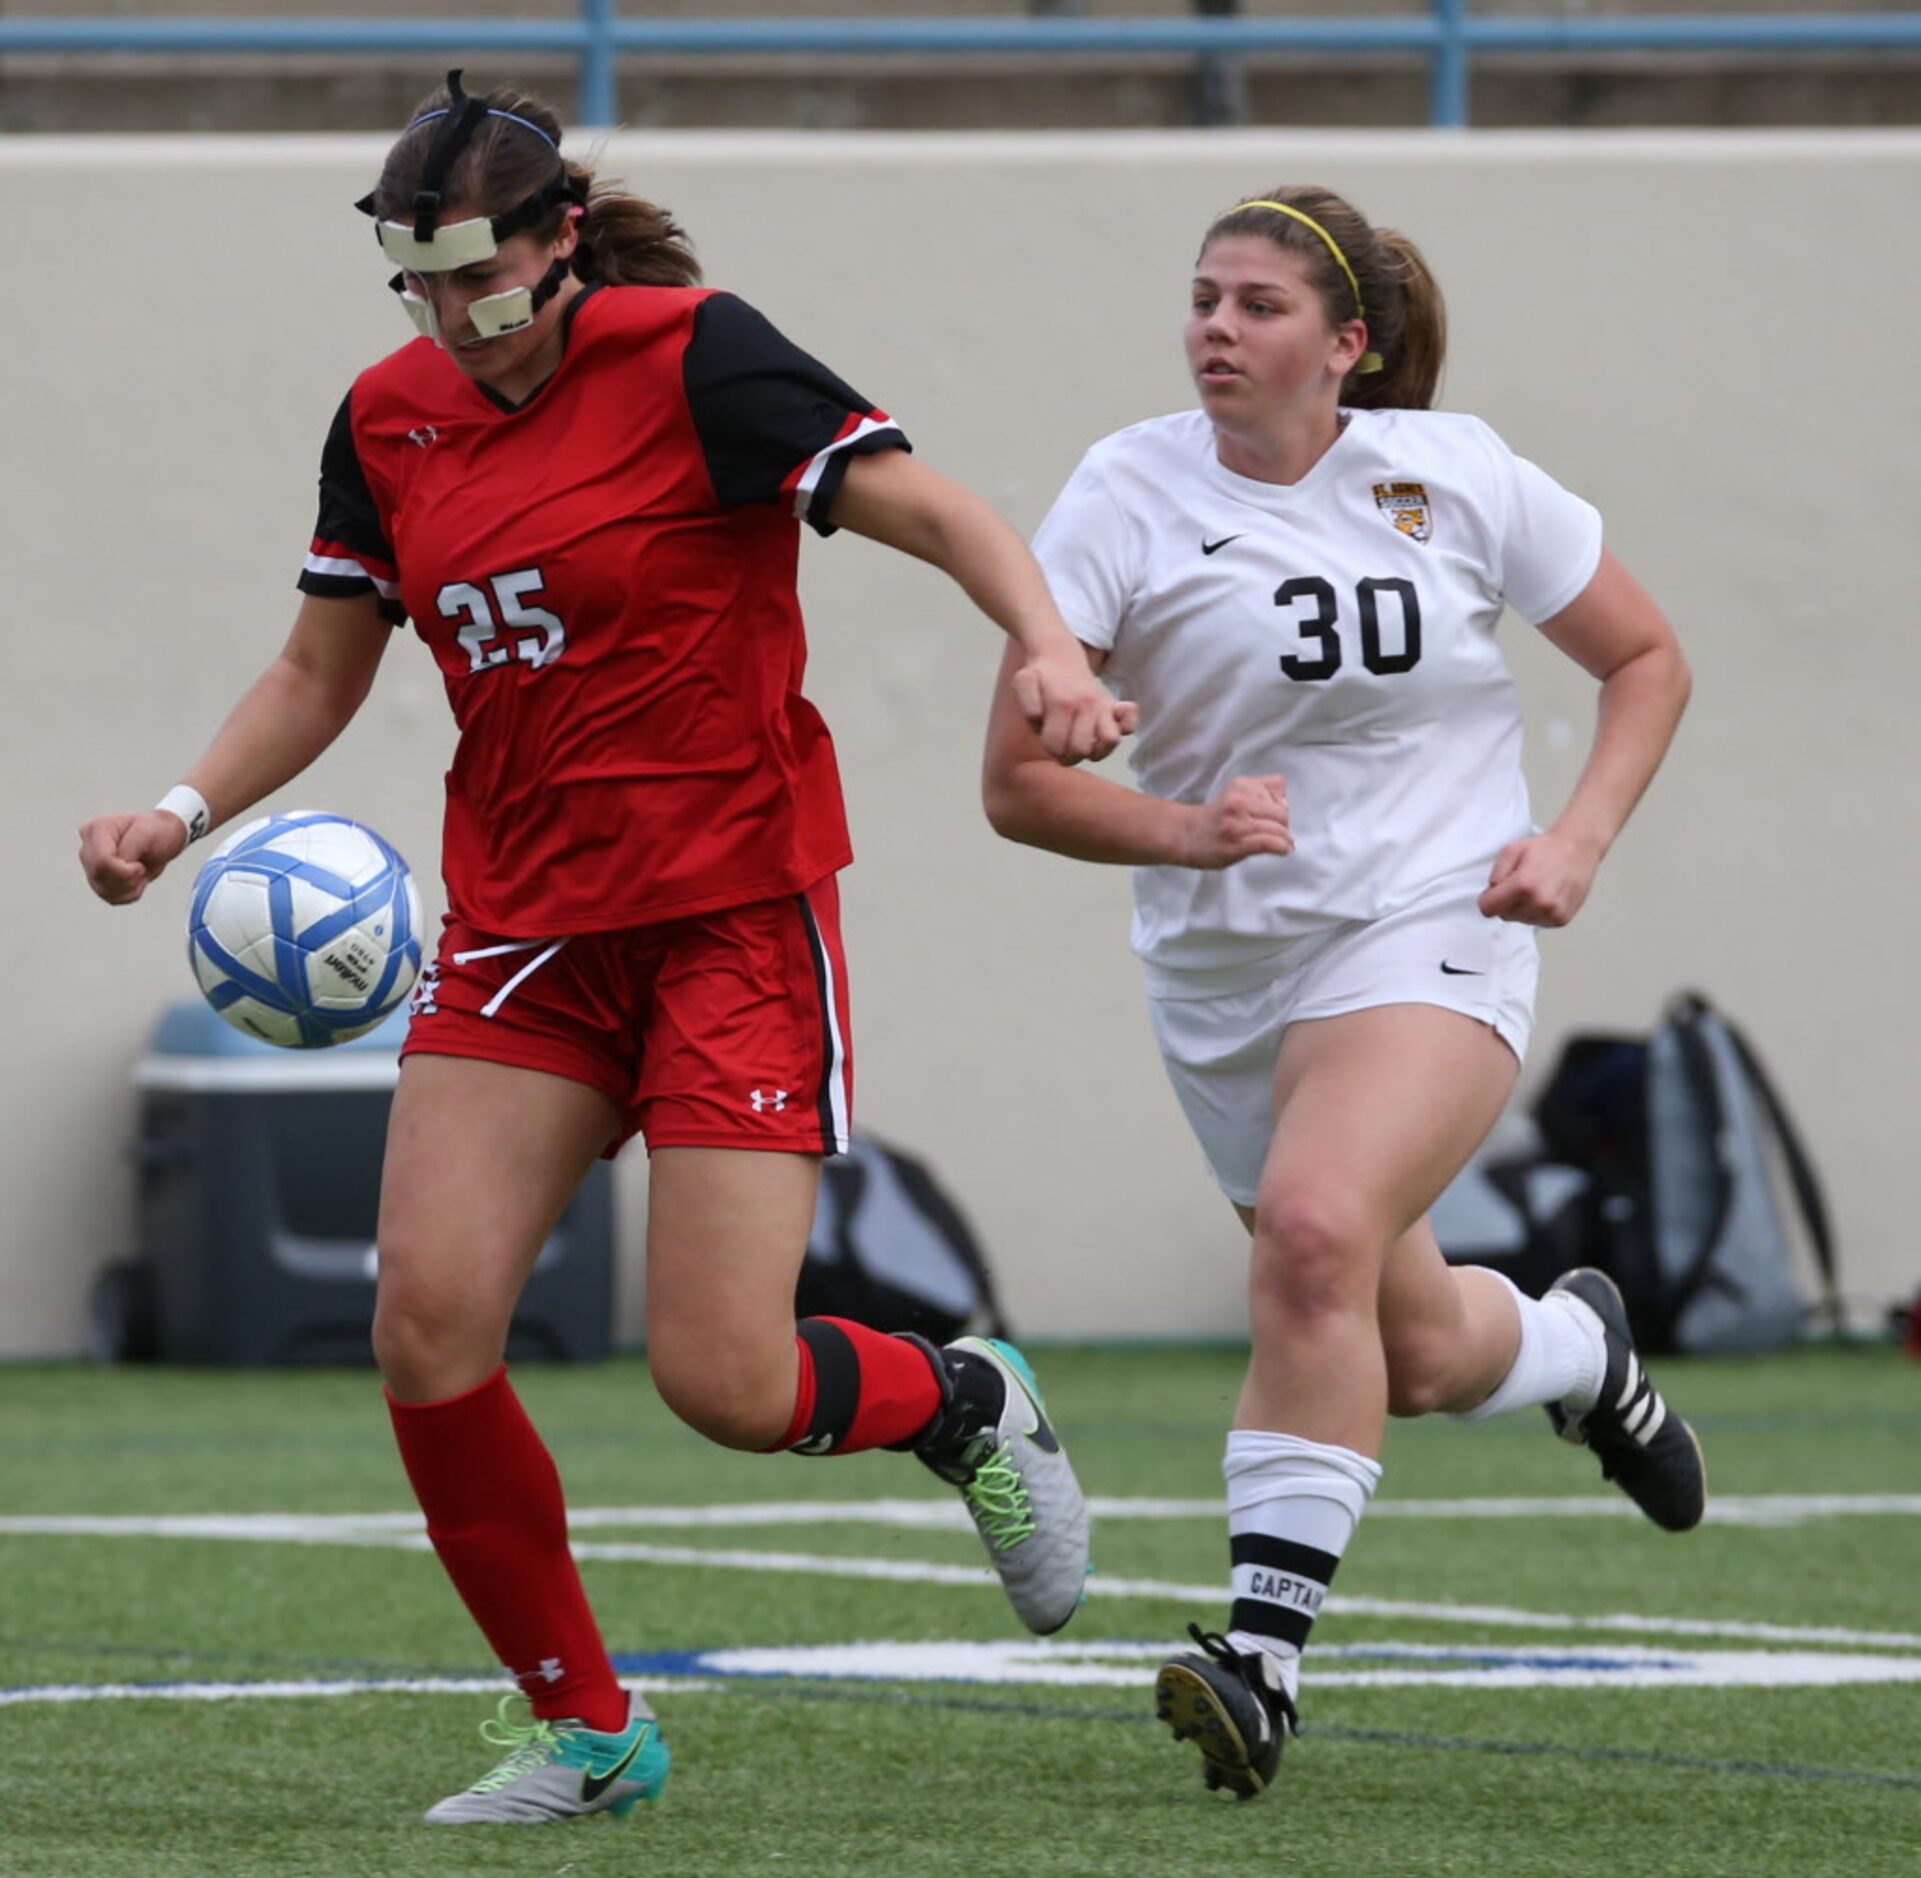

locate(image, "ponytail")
[[1340, 226, 1444, 411], [565, 159, 701, 288]]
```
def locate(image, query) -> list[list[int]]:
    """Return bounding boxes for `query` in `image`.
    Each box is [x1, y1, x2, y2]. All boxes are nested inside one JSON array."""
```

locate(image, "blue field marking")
[[611, 1649, 714, 1680], [598, 1637, 1921, 1693], [9, 1668, 1914, 1796], [12, 1636, 1919, 1709]]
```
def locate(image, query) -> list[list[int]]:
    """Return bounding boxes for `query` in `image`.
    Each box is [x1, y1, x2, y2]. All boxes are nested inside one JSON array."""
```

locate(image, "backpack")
[[1427, 1151, 1593, 1304], [1441, 991, 1840, 1354], [796, 1134, 1010, 1346]]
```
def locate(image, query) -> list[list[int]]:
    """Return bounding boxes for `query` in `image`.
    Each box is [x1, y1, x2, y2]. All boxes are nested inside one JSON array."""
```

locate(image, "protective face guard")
[[389, 277, 540, 342], [358, 70, 580, 345], [378, 214, 542, 341], [375, 213, 500, 274]]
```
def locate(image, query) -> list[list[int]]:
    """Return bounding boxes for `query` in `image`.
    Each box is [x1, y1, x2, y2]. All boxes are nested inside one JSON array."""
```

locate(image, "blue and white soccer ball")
[[186, 811, 424, 1048]]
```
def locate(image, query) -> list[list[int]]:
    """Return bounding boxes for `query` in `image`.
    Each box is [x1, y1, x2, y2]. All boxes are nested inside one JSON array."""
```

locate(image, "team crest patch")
[[1373, 481, 1432, 544]]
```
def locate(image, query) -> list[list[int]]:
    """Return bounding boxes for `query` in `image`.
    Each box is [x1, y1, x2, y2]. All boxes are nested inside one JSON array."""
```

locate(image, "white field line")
[[0, 1676, 715, 1709], [5, 1501, 1921, 1652], [1317, 1598, 1921, 1653], [1369, 1495, 1921, 1528], [579, 1493, 1919, 1530], [5, 1491, 1919, 1544], [697, 1638, 1921, 1692]]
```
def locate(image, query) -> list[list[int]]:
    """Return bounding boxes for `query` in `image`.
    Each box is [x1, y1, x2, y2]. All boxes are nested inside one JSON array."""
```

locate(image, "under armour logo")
[[750, 1088, 789, 1112], [407, 425, 438, 448], [516, 1656, 565, 1688]]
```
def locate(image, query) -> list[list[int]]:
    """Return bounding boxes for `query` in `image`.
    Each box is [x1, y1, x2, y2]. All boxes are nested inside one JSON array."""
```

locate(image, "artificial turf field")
[[3, 1342, 1918, 1877]]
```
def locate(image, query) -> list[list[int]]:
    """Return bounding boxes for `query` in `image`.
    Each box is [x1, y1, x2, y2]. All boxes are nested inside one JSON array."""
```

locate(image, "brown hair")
[[373, 79, 701, 289], [1201, 186, 1444, 410]]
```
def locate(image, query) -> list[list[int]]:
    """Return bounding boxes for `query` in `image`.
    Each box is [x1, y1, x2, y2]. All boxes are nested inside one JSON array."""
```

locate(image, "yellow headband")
[[1229, 198, 1385, 374]]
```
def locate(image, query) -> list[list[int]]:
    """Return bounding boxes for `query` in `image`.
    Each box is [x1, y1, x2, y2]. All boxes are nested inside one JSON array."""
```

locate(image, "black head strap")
[[355, 70, 578, 236], [410, 71, 489, 245], [526, 253, 574, 318], [487, 172, 586, 247]]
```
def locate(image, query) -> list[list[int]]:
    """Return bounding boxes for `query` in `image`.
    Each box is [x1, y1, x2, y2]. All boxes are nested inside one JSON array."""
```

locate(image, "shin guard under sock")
[[771, 1317, 946, 1455], [387, 1366, 628, 1732]]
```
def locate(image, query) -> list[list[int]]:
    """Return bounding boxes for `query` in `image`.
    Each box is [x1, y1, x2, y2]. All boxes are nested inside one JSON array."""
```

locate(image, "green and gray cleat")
[[424, 1692, 669, 1824], [914, 1335, 1091, 1635]]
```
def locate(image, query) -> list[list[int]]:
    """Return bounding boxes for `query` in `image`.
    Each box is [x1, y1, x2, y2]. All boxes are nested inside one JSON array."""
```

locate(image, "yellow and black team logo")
[[1373, 480, 1432, 544]]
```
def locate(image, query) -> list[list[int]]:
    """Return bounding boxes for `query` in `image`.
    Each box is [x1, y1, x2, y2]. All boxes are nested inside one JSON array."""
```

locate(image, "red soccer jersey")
[[298, 286, 907, 935]]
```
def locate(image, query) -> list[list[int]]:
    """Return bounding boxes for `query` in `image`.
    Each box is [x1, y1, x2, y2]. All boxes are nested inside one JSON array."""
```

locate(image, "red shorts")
[[400, 877, 854, 1157]]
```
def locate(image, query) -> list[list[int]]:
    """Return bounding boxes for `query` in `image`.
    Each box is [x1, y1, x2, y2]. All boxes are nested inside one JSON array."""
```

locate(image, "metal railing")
[[4, 5, 1920, 129]]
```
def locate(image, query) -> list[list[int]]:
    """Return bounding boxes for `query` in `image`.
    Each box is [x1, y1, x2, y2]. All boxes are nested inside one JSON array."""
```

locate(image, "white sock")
[[1220, 1429, 1382, 1702], [1452, 1269, 1606, 1422]]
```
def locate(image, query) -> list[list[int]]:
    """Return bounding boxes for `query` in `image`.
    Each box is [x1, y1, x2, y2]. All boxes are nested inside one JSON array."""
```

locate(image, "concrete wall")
[[6, 130, 1917, 1357]]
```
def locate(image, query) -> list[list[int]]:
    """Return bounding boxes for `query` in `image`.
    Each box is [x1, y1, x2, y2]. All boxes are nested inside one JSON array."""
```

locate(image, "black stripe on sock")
[[1230, 1532, 1342, 1584], [1229, 1599, 1316, 1648], [796, 1317, 861, 1451]]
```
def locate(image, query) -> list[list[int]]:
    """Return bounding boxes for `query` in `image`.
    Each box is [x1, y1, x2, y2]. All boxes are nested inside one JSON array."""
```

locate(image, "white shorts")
[[1147, 890, 1539, 1207]]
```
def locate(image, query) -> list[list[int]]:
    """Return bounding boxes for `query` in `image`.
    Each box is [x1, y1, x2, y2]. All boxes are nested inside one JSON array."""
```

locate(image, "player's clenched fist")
[[1478, 829, 1600, 927], [1177, 774, 1293, 869], [1012, 639, 1139, 766], [78, 810, 190, 906]]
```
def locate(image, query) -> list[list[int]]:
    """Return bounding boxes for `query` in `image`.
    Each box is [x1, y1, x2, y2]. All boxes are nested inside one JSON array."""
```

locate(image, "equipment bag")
[[1428, 1153, 1592, 1303], [1529, 990, 1840, 1353], [796, 1134, 1010, 1346]]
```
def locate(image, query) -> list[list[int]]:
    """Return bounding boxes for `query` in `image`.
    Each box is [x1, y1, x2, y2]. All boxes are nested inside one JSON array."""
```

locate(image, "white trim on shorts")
[[449, 936, 573, 1020], [794, 890, 853, 1155]]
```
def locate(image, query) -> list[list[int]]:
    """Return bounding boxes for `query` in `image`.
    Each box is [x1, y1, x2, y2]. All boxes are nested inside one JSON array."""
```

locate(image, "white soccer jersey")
[[1032, 405, 1603, 984]]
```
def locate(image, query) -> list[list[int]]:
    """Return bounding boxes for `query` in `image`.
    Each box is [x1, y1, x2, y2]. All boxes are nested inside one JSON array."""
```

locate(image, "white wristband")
[[154, 784, 212, 845]]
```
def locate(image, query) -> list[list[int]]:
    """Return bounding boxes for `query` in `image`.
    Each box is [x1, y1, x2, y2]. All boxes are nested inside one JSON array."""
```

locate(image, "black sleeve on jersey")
[[296, 392, 406, 623], [683, 292, 909, 537]]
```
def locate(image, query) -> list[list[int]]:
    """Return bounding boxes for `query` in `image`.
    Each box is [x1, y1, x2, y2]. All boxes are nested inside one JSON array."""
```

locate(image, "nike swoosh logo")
[[1008, 1378, 1062, 1455], [580, 1725, 651, 1802], [1201, 535, 1242, 556], [1438, 962, 1485, 976]]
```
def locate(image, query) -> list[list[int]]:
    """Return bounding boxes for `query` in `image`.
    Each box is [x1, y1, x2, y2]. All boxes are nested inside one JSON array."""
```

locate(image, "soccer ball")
[[186, 811, 424, 1048]]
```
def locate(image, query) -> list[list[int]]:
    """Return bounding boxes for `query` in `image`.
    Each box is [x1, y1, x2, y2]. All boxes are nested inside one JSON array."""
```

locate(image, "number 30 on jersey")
[[437, 568, 568, 674], [1275, 575, 1421, 681]]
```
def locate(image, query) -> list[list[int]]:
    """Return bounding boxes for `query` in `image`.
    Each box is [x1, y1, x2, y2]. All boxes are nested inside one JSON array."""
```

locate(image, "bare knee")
[[1249, 1192, 1379, 1329], [372, 1241, 517, 1403]]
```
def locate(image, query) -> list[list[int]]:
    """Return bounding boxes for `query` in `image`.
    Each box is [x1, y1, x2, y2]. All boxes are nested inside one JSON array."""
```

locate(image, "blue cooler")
[[125, 1001, 614, 1365]]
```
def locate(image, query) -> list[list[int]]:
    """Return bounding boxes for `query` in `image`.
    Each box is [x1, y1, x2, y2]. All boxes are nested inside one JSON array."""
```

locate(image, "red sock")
[[772, 1317, 945, 1454], [386, 1367, 629, 1733]]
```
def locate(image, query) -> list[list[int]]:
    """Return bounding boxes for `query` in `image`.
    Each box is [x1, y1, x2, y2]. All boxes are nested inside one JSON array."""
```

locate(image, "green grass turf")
[[3, 1344, 1919, 1876]]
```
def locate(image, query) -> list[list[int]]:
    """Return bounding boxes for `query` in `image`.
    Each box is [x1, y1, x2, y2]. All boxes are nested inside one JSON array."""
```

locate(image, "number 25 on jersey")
[[438, 568, 568, 674]]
